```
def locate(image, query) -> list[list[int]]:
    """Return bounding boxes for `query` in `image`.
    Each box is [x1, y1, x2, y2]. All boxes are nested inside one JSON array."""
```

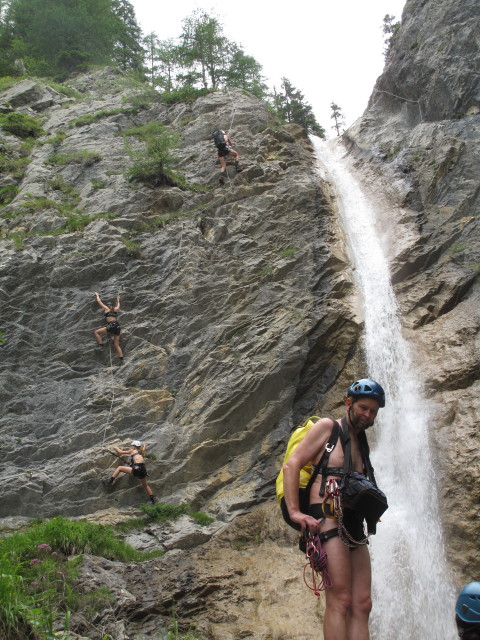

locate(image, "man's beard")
[[348, 406, 375, 430]]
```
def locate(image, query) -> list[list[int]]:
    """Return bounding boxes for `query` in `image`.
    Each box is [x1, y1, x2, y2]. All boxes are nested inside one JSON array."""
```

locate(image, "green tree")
[[156, 38, 181, 92], [226, 46, 267, 98], [178, 9, 227, 89], [382, 14, 400, 58], [1, 0, 123, 77], [143, 31, 161, 86], [111, 0, 144, 73], [330, 101, 345, 136], [274, 78, 325, 138]]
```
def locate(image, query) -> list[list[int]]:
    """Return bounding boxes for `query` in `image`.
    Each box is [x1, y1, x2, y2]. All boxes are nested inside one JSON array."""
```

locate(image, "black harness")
[[306, 417, 378, 500]]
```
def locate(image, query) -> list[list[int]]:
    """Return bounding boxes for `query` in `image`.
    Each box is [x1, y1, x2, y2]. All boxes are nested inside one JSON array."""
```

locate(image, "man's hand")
[[289, 510, 322, 534]]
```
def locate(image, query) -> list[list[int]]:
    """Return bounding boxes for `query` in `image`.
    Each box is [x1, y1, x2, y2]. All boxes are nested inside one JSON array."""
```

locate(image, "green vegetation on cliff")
[[0, 516, 163, 640]]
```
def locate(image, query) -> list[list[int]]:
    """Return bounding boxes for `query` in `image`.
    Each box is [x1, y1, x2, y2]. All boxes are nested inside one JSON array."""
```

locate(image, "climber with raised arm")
[[93, 292, 123, 361], [105, 440, 156, 503]]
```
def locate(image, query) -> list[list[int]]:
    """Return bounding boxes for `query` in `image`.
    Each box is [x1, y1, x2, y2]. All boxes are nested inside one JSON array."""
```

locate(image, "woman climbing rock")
[[93, 292, 123, 360], [105, 440, 156, 503]]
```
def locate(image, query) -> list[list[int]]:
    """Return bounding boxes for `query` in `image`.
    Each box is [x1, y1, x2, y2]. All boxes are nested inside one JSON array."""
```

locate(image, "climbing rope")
[[99, 339, 116, 449], [225, 85, 237, 135], [303, 529, 332, 598], [224, 85, 237, 186]]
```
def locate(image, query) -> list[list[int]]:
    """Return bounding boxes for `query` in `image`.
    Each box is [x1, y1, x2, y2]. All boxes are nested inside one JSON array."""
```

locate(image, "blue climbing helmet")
[[456, 582, 480, 624], [347, 379, 385, 408]]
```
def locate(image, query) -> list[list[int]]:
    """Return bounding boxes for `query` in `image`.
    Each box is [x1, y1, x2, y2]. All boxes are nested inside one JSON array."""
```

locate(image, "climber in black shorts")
[[93, 292, 123, 360]]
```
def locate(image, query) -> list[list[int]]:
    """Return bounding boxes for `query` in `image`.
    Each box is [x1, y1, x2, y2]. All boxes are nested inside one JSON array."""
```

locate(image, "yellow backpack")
[[275, 416, 321, 503]]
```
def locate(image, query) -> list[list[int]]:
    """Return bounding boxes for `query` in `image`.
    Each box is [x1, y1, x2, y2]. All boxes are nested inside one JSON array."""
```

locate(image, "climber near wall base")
[[282, 379, 386, 640], [104, 440, 156, 503], [93, 292, 123, 361], [212, 129, 243, 184]]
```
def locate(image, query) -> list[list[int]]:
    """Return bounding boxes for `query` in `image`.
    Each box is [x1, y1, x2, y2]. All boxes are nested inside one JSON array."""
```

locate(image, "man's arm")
[[282, 418, 334, 533]]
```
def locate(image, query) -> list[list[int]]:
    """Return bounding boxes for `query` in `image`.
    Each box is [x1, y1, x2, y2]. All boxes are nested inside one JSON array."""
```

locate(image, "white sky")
[[130, 0, 406, 136]]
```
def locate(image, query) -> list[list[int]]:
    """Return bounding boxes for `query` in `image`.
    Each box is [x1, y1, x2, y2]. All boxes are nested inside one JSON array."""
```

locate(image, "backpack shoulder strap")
[[358, 430, 377, 485], [305, 419, 338, 497], [340, 415, 352, 475]]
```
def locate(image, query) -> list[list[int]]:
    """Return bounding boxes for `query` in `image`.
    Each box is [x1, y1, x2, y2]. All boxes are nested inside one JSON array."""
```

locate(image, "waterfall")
[[312, 137, 457, 639]]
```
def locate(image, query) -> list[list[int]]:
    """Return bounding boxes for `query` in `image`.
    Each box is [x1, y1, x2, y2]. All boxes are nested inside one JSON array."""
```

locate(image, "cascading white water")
[[313, 137, 457, 640]]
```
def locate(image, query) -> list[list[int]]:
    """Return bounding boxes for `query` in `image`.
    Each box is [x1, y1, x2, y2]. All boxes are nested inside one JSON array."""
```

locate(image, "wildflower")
[[37, 544, 52, 552], [30, 581, 39, 587], [29, 558, 42, 566]]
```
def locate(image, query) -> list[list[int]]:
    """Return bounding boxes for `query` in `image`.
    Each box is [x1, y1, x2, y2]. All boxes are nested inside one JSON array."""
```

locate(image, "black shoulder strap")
[[340, 415, 352, 475], [358, 430, 377, 486], [305, 419, 338, 497]]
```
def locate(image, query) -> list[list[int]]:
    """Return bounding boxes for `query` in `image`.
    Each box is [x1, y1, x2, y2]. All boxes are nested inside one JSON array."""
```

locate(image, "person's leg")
[[218, 155, 227, 183], [347, 546, 371, 640], [321, 534, 353, 640], [94, 326, 107, 345], [140, 478, 156, 502], [229, 149, 242, 171], [113, 333, 123, 359], [111, 466, 131, 480]]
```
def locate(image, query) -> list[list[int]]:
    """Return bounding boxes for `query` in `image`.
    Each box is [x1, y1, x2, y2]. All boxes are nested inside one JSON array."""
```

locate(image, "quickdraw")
[[303, 529, 332, 598]]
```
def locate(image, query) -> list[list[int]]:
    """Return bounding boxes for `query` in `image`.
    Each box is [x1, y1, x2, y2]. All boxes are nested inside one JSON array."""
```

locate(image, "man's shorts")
[[309, 503, 366, 544], [217, 144, 231, 158]]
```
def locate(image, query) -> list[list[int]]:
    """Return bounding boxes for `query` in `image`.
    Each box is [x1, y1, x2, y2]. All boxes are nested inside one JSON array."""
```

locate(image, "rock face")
[[345, 0, 479, 584], [0, 0, 478, 633], [0, 68, 358, 637]]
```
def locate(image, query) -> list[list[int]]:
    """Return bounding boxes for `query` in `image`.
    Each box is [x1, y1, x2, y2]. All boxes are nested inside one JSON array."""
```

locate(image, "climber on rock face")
[[212, 129, 243, 185], [105, 440, 156, 503], [93, 292, 123, 360]]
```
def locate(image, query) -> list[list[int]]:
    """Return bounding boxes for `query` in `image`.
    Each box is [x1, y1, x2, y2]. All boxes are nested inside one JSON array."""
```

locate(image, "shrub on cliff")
[[0, 113, 45, 139], [123, 122, 180, 187]]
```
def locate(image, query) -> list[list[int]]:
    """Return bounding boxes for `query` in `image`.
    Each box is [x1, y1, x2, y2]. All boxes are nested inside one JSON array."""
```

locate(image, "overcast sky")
[[130, 0, 406, 137]]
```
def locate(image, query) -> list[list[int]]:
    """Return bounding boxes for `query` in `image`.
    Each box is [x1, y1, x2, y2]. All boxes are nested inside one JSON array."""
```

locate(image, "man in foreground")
[[282, 379, 386, 640]]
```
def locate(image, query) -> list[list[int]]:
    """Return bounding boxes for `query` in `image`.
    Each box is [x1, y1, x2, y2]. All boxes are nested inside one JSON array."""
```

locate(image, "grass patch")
[[0, 113, 45, 139], [159, 87, 212, 105], [121, 237, 144, 258], [47, 178, 81, 206], [43, 81, 81, 99], [123, 85, 161, 109], [16, 197, 61, 214], [0, 76, 23, 91], [450, 242, 465, 254], [45, 149, 102, 166], [91, 178, 106, 190], [0, 185, 18, 205], [114, 502, 214, 533], [0, 516, 162, 640], [280, 247, 295, 258], [386, 144, 401, 160], [39, 130, 67, 147], [68, 107, 137, 128]]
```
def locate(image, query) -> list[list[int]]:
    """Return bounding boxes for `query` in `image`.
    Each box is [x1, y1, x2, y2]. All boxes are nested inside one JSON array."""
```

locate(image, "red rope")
[[302, 533, 332, 598]]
